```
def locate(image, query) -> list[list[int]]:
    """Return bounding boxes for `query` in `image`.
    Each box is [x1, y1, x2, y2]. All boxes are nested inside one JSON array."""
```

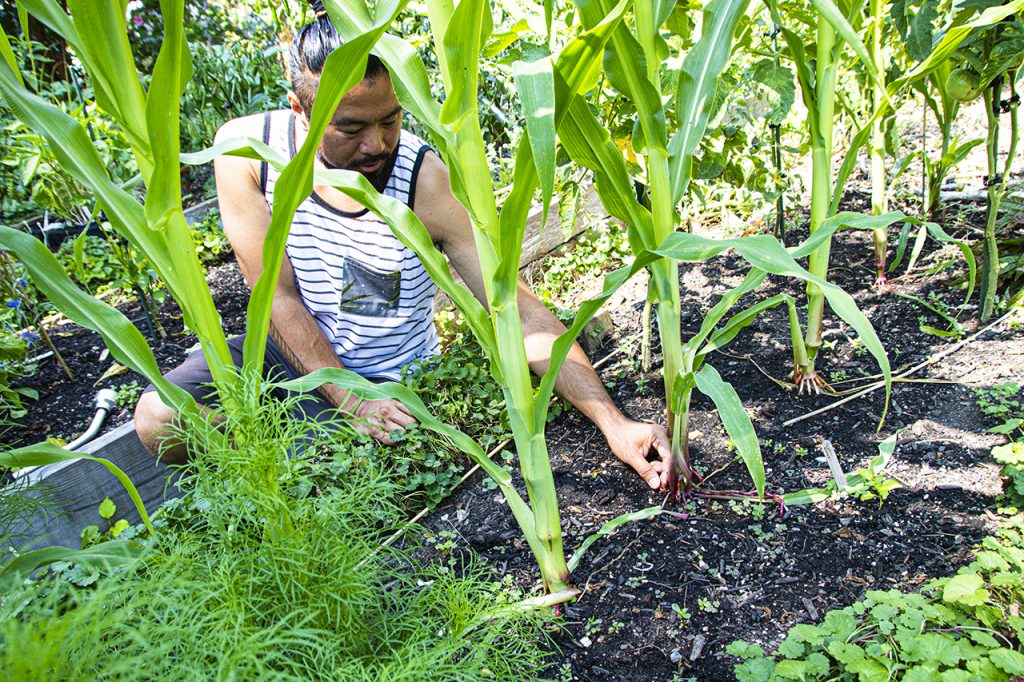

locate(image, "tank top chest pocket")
[[338, 258, 402, 318]]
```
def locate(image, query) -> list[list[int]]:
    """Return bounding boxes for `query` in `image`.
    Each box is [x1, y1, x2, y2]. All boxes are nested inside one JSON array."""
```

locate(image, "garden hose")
[[64, 389, 118, 451]]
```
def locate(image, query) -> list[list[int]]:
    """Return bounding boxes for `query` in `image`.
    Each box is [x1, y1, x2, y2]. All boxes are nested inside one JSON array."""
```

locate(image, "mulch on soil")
[[419, 226, 1021, 681]]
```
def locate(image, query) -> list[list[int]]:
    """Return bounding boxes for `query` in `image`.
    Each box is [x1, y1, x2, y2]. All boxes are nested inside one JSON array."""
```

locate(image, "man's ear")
[[287, 92, 308, 128]]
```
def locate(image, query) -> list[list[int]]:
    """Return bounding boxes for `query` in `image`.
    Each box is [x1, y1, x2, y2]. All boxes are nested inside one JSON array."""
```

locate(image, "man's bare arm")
[[414, 152, 672, 489]]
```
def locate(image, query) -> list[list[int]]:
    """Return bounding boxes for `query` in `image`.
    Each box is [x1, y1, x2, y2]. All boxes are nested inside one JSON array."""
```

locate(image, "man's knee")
[[134, 391, 183, 462]]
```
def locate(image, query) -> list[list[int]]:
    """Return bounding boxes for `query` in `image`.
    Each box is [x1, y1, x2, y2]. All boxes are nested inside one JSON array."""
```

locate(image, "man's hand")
[[347, 398, 417, 445], [604, 420, 673, 490]]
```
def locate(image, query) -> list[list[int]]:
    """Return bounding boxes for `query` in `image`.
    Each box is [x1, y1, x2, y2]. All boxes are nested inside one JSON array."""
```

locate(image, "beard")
[[352, 147, 400, 193]]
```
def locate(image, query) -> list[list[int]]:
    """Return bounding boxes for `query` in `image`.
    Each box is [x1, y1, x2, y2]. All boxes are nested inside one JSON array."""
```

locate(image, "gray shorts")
[[144, 334, 360, 423]]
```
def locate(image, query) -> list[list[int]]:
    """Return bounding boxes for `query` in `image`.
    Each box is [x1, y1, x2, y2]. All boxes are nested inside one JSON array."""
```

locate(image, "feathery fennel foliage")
[[0, 375, 549, 680]]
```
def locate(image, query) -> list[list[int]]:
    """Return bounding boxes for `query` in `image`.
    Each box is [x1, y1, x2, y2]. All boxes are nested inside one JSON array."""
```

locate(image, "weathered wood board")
[[9, 422, 180, 551]]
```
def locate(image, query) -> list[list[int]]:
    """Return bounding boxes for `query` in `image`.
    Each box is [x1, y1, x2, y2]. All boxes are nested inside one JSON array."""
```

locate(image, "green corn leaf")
[[687, 269, 767, 353], [0, 28, 21, 87], [0, 540, 144, 589], [535, 228, 891, 423], [695, 364, 765, 500], [0, 444, 153, 536], [556, 92, 654, 250], [65, 0, 148, 146], [493, 2, 632, 353], [0, 66, 150, 248], [556, 0, 631, 96], [144, 0, 190, 228], [940, 137, 984, 170], [808, 0, 882, 88], [0, 227, 195, 418], [567, 506, 664, 572], [889, 221, 915, 273], [669, 370, 696, 415], [513, 58, 556, 228], [669, 0, 751, 203], [697, 292, 797, 359], [573, 0, 667, 156], [439, 0, 490, 129]]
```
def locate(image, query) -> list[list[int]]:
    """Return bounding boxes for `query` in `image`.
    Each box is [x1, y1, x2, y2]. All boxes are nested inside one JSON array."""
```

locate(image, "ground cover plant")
[[729, 383, 1024, 681]]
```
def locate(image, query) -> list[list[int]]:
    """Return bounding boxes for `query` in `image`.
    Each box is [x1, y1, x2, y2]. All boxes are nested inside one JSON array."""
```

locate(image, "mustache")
[[347, 153, 391, 169]]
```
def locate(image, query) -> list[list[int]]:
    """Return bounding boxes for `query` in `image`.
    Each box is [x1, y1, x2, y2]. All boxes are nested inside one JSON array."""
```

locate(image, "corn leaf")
[[574, 0, 667, 155], [0, 540, 144, 588], [669, 0, 751, 203], [513, 58, 556, 228], [144, 0, 190, 226], [556, 92, 654, 249], [0, 443, 153, 535], [697, 292, 797, 360], [65, 0, 148, 146], [695, 363, 765, 499], [0, 28, 21, 87], [241, 15, 401, 374], [687, 267, 767, 356], [440, 0, 490, 129], [0, 227, 194, 417], [567, 506, 664, 572], [535, 228, 893, 423], [807, 0, 882, 88]]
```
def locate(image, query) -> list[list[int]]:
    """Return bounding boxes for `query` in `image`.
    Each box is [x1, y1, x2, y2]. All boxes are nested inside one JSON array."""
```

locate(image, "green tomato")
[[947, 68, 982, 102]]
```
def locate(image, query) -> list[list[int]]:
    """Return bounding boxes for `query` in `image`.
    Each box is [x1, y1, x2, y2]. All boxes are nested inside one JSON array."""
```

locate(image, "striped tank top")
[[259, 110, 440, 380]]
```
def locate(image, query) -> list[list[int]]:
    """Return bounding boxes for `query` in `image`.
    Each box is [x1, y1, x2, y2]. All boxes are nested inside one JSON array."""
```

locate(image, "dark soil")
[[4, 194, 1022, 681], [420, 219, 1021, 680], [3, 260, 249, 448]]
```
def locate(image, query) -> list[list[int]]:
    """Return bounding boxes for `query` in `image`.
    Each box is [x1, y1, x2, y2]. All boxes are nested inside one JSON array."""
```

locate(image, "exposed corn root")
[[790, 367, 833, 395], [873, 272, 892, 293]]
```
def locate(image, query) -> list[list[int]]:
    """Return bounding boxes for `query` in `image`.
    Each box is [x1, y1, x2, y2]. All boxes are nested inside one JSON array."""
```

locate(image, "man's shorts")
[[143, 334, 339, 423]]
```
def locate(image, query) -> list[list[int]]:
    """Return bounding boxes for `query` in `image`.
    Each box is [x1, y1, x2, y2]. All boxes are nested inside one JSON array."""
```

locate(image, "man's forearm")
[[518, 288, 627, 433], [267, 295, 358, 411]]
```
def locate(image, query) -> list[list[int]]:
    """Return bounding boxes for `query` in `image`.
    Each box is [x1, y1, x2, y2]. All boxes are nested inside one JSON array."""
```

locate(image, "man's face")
[[312, 74, 403, 192]]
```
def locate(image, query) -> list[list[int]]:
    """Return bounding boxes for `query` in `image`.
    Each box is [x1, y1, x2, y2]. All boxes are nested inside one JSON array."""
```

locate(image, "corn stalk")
[[0, 0, 232, 423], [980, 73, 1020, 321]]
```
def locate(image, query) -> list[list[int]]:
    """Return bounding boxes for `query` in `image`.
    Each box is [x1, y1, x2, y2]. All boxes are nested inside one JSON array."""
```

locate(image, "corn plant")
[[764, 0, 899, 393], [0, 0, 234, 423], [951, 15, 1024, 320], [834, 1, 1023, 298]]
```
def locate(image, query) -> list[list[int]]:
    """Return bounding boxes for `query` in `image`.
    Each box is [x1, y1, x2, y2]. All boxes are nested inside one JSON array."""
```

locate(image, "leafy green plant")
[[976, 382, 1023, 433], [731, 514, 1024, 681], [187, 208, 231, 264], [319, 335, 512, 509], [178, 39, 290, 153], [533, 218, 632, 309]]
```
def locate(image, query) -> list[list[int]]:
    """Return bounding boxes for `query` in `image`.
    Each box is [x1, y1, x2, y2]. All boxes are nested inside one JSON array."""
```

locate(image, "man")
[[134, 14, 673, 490]]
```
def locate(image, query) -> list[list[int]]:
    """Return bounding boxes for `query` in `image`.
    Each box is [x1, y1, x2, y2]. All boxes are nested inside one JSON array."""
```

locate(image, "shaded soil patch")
[[4, 260, 249, 449]]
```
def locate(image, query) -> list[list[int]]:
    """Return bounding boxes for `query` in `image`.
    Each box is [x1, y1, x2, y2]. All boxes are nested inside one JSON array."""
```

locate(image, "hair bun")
[[309, 0, 327, 16]]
